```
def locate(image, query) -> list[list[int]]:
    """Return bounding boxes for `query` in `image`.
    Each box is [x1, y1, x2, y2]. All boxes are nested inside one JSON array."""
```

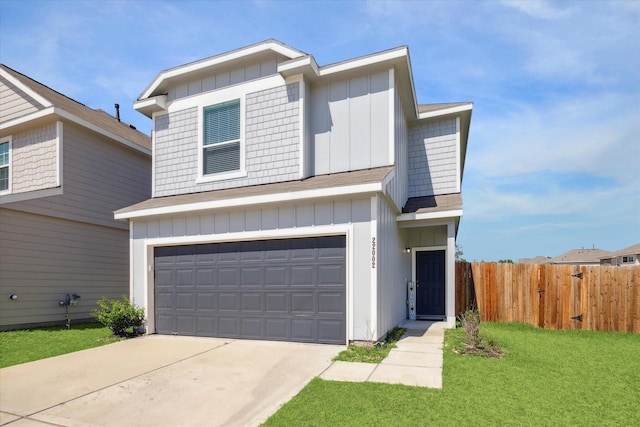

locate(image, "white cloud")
[[499, 0, 570, 20]]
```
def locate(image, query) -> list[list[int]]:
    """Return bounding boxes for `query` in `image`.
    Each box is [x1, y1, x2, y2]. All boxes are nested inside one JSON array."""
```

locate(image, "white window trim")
[[0, 136, 11, 195]]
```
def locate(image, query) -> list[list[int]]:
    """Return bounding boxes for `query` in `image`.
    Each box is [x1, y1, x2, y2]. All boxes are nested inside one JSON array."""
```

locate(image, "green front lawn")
[[0, 323, 122, 368], [263, 323, 640, 426]]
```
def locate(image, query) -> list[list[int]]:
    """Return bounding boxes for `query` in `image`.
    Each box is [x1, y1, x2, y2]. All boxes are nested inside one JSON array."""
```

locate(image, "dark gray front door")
[[154, 236, 346, 344], [416, 250, 445, 317]]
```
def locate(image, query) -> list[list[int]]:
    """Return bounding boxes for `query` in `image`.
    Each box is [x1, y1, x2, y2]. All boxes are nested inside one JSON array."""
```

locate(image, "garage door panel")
[[241, 293, 262, 311], [176, 269, 195, 287], [265, 318, 288, 339], [196, 316, 216, 335], [177, 316, 195, 334], [265, 266, 288, 286], [241, 267, 262, 286], [291, 292, 314, 312], [218, 268, 239, 286], [241, 318, 263, 337], [318, 292, 344, 313], [154, 236, 345, 344], [291, 318, 314, 340], [291, 265, 316, 286], [196, 292, 216, 310], [176, 293, 195, 309], [218, 293, 239, 311], [265, 293, 288, 312], [318, 264, 345, 285], [218, 317, 240, 336]]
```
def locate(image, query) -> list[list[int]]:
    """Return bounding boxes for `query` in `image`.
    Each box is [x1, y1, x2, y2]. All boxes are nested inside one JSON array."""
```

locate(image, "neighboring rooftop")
[[517, 256, 552, 265], [1, 64, 151, 152], [550, 248, 612, 264], [601, 243, 640, 259]]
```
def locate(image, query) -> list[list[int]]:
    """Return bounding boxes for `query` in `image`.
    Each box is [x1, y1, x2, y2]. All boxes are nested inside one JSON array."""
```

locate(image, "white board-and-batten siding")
[[0, 208, 129, 329], [310, 70, 391, 176], [0, 76, 43, 123], [167, 57, 280, 102], [129, 197, 379, 341]]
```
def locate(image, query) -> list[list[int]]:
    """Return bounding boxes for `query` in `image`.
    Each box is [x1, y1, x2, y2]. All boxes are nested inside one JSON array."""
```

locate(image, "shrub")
[[455, 307, 504, 358], [92, 296, 145, 337]]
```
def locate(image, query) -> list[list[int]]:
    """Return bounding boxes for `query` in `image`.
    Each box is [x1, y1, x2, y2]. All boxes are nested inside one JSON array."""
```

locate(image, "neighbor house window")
[[0, 138, 10, 193], [622, 256, 635, 263], [203, 99, 240, 175]]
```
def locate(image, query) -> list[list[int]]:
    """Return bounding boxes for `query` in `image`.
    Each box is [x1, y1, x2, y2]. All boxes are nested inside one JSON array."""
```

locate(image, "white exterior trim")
[[141, 224, 354, 343], [0, 107, 56, 131], [388, 68, 395, 165], [0, 135, 12, 196], [116, 181, 383, 220], [56, 121, 63, 188], [0, 68, 53, 108], [455, 116, 461, 193], [418, 103, 473, 120], [396, 209, 463, 224], [139, 41, 304, 100], [320, 47, 408, 77], [369, 196, 378, 340]]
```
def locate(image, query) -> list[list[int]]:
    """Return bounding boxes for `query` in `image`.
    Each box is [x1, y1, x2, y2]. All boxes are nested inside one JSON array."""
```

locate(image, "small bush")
[[455, 307, 504, 358], [92, 296, 145, 337]]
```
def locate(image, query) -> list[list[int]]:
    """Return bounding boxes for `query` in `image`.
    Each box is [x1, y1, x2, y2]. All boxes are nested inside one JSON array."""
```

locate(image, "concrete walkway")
[[320, 320, 445, 388]]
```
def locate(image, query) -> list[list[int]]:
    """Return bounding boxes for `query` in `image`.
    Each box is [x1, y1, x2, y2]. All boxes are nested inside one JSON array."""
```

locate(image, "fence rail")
[[455, 262, 639, 333]]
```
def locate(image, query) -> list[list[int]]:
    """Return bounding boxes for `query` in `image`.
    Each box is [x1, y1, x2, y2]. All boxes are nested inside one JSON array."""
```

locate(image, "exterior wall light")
[[404, 247, 411, 254], [9, 294, 18, 300]]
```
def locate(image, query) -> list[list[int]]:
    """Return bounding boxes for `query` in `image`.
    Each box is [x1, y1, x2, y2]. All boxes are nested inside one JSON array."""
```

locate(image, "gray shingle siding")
[[408, 118, 458, 197], [153, 83, 300, 197]]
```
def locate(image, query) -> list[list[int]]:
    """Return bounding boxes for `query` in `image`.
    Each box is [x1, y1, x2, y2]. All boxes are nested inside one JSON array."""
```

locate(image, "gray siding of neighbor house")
[[10, 122, 59, 193], [310, 70, 391, 176], [408, 118, 458, 197], [167, 57, 281, 102], [4, 120, 151, 230], [154, 83, 300, 197], [0, 76, 43, 123], [130, 197, 378, 341], [0, 208, 129, 329]]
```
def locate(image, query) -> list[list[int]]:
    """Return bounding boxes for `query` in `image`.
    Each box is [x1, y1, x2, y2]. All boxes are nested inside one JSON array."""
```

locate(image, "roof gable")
[[0, 64, 151, 153]]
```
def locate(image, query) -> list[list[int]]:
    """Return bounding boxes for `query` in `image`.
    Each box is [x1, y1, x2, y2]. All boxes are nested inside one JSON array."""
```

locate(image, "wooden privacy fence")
[[455, 262, 640, 333]]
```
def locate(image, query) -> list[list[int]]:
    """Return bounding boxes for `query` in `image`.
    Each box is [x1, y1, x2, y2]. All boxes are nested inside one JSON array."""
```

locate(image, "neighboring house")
[[517, 256, 551, 264], [550, 248, 612, 266], [600, 243, 640, 267], [0, 65, 151, 330], [115, 40, 472, 344]]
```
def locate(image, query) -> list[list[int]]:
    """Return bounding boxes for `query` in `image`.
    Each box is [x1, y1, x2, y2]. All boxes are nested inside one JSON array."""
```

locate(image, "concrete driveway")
[[0, 335, 342, 427]]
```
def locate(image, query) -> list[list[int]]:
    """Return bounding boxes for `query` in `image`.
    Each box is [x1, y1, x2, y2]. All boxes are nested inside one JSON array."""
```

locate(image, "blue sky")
[[1, 0, 638, 261]]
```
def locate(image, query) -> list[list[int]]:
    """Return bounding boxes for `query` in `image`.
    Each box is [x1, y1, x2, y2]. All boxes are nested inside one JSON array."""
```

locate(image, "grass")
[[333, 326, 407, 363], [263, 323, 640, 426], [0, 323, 123, 368]]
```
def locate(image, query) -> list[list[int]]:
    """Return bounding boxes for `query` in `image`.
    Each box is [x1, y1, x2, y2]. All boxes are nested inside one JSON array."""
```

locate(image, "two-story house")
[[116, 40, 472, 344], [0, 65, 151, 330]]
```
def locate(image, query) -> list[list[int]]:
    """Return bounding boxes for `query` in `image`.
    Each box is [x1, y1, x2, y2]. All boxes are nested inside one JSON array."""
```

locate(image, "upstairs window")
[[0, 138, 10, 193], [203, 99, 240, 175]]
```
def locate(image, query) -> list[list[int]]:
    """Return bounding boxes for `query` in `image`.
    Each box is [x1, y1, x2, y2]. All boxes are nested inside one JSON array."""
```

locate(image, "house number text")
[[371, 237, 376, 268]]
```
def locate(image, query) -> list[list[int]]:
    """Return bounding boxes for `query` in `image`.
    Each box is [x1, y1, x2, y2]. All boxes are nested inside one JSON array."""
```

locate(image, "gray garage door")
[[154, 236, 346, 344]]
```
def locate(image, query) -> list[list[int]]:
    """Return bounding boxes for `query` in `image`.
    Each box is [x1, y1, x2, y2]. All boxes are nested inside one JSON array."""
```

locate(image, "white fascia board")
[[396, 209, 463, 224], [133, 95, 167, 117], [277, 56, 320, 78], [318, 46, 408, 77], [418, 103, 473, 120], [54, 108, 151, 156], [116, 181, 383, 220], [139, 41, 304, 100], [0, 107, 56, 131], [0, 68, 53, 108]]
